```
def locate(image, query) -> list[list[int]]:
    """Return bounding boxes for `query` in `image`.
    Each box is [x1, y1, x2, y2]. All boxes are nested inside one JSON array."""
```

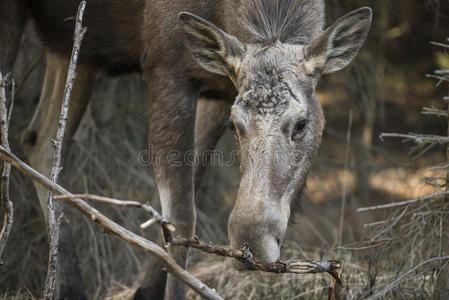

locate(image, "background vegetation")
[[1, 0, 449, 299]]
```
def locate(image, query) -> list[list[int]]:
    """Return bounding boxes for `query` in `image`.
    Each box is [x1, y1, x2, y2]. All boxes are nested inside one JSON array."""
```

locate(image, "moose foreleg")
[[193, 97, 232, 192], [146, 73, 198, 300]]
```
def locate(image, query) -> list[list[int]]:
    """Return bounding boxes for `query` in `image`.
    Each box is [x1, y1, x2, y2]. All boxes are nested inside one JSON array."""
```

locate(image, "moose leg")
[[143, 72, 197, 300], [135, 96, 231, 300], [193, 97, 232, 192], [21, 52, 95, 300], [0, 1, 27, 74]]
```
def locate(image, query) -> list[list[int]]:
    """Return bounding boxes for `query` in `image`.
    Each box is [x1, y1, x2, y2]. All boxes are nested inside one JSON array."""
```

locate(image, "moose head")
[[180, 5, 372, 265]]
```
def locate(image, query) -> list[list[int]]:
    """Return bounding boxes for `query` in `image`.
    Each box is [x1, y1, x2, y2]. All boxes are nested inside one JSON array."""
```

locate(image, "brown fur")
[[26, 0, 144, 75]]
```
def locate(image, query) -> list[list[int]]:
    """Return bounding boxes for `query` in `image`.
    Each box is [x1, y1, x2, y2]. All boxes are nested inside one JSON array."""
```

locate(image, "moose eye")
[[292, 119, 307, 138], [228, 118, 246, 137]]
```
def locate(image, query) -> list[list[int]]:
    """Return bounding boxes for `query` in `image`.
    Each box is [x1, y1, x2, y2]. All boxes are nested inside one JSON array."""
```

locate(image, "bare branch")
[[422, 106, 449, 118], [380, 132, 449, 144], [0, 145, 223, 300], [169, 237, 342, 285], [358, 190, 449, 212], [434, 70, 449, 75], [140, 218, 157, 229], [45, 214, 62, 296], [54, 194, 175, 232], [55, 194, 142, 207], [0, 72, 13, 264], [431, 41, 449, 49], [44, 1, 87, 298]]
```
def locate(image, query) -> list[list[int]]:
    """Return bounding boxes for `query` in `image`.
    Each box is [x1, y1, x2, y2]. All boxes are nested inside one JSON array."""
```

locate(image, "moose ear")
[[302, 7, 372, 75], [179, 12, 245, 78]]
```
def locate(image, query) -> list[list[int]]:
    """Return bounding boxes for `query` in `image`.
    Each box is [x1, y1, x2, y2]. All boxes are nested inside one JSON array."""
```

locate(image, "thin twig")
[[379, 132, 449, 144], [431, 41, 449, 49], [55, 194, 142, 207], [44, 1, 87, 298], [426, 74, 449, 87], [0, 72, 13, 264], [422, 107, 448, 118], [54, 194, 175, 232], [0, 145, 223, 300], [358, 190, 449, 212]]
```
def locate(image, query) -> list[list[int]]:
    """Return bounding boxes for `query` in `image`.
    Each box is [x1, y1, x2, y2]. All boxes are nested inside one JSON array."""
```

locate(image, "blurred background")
[[1, 0, 449, 299]]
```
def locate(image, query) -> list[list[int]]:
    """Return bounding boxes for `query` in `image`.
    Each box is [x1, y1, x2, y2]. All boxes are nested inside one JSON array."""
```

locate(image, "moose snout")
[[228, 209, 283, 270], [230, 234, 280, 270]]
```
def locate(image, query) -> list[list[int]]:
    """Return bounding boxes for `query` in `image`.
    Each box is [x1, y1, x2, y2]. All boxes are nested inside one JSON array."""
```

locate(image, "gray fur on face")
[[228, 43, 325, 261], [235, 44, 304, 115]]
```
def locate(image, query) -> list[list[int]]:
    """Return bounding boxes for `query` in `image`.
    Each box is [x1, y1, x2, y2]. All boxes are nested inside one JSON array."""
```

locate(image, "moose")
[[0, 0, 371, 299]]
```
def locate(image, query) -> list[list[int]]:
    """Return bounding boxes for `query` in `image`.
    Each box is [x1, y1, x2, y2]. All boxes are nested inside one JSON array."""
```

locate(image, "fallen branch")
[[0, 145, 222, 300], [0, 72, 13, 264], [54, 194, 343, 286], [43, 1, 87, 298], [170, 237, 343, 286]]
